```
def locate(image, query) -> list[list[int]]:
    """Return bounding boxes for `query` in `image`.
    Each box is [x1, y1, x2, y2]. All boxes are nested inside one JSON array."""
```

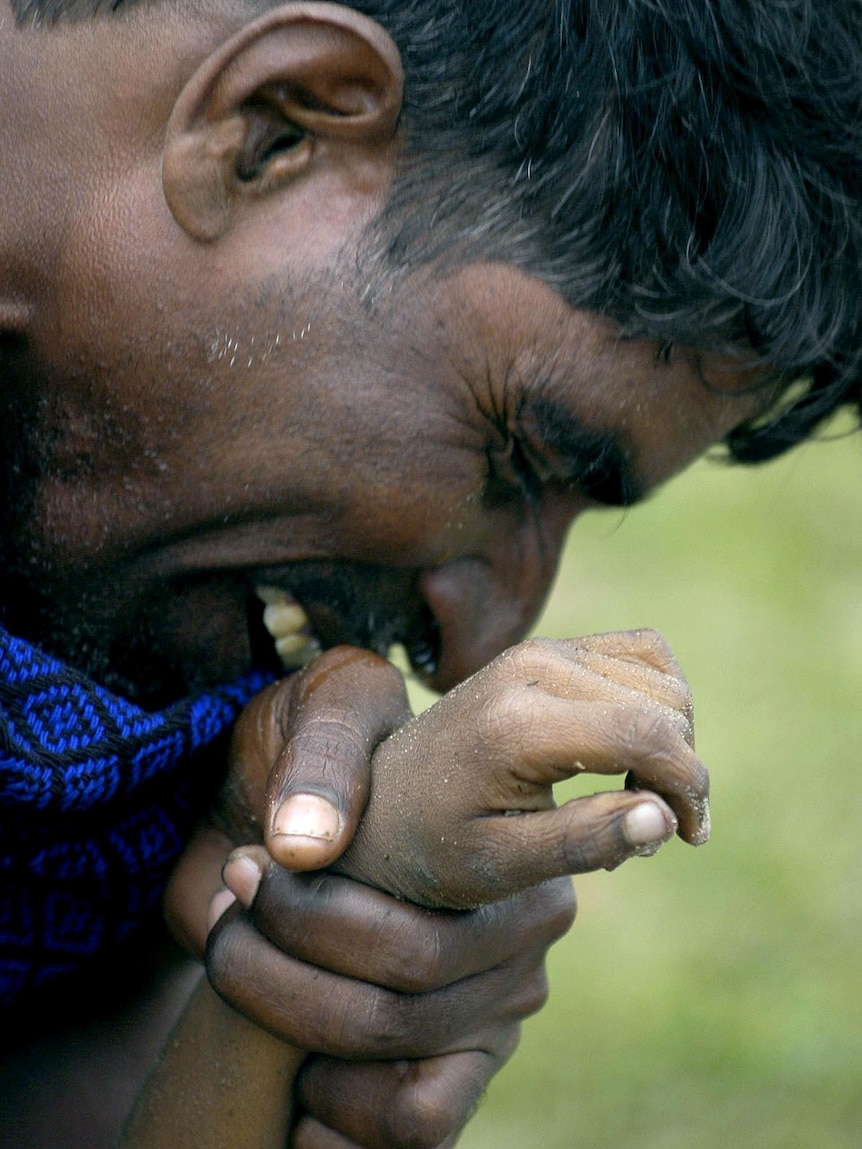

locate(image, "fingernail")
[[623, 801, 675, 849], [222, 852, 262, 906], [273, 793, 340, 842], [207, 887, 237, 932]]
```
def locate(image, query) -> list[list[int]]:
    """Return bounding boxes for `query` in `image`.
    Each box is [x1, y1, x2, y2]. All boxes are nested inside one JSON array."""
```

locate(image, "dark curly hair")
[[13, 0, 862, 462]]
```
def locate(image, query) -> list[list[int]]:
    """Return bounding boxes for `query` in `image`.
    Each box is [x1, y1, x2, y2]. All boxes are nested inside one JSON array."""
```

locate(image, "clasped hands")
[[167, 630, 709, 1149]]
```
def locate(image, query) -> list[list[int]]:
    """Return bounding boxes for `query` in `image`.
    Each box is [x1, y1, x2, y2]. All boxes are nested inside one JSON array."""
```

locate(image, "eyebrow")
[[525, 394, 645, 507]]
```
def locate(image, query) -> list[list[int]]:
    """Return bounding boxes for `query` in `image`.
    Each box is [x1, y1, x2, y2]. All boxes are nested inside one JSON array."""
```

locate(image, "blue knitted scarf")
[[0, 625, 274, 1007]]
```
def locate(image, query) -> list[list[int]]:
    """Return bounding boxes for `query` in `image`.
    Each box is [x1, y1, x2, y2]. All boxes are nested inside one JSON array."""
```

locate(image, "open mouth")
[[5, 560, 444, 712], [248, 560, 442, 682]]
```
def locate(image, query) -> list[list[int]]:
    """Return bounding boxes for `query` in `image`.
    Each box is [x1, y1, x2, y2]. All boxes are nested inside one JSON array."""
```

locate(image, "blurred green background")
[[418, 418, 861, 1149]]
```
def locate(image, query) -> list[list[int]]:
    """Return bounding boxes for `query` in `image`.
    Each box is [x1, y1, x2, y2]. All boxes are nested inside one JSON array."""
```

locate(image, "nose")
[[419, 486, 582, 691]]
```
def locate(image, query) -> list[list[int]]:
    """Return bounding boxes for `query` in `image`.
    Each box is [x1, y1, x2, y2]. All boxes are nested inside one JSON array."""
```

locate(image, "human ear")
[[163, 2, 403, 242]]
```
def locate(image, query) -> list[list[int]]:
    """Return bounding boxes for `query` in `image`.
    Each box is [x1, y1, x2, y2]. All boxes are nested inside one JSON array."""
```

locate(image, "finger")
[[292, 1117, 360, 1149], [206, 913, 550, 1059], [222, 848, 575, 990], [262, 646, 412, 869], [438, 792, 680, 905], [164, 822, 234, 958], [293, 1113, 466, 1149], [494, 690, 709, 844], [560, 650, 694, 743], [493, 636, 694, 744], [571, 629, 688, 679], [295, 1045, 517, 1149]]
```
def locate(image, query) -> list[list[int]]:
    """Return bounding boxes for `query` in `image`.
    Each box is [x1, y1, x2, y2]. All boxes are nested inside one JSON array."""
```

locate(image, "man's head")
[[1, 0, 859, 704]]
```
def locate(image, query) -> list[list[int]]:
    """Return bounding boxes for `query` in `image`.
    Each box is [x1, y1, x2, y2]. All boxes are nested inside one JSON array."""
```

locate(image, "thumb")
[[263, 646, 413, 870], [459, 790, 680, 905], [416, 792, 680, 909]]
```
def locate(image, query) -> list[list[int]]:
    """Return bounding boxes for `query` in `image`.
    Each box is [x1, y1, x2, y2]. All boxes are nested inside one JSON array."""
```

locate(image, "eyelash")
[[486, 425, 636, 510], [485, 430, 547, 505]]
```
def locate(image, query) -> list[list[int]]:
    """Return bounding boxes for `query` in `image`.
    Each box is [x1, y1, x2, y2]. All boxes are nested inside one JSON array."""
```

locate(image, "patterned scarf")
[[0, 625, 274, 1006]]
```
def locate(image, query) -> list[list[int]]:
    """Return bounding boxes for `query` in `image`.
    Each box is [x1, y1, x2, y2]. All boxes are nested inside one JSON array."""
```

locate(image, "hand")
[[332, 630, 708, 908], [209, 852, 575, 1149], [165, 647, 410, 955], [171, 628, 704, 1148]]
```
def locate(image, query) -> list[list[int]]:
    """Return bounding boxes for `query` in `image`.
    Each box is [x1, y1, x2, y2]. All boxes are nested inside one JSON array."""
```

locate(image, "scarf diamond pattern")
[[0, 627, 274, 1005]]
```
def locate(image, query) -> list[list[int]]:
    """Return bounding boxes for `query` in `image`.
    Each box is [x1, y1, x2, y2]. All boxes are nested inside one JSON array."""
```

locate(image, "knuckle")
[[656, 668, 693, 710], [493, 635, 559, 680], [624, 706, 709, 797], [515, 634, 559, 662], [291, 711, 370, 761], [375, 916, 447, 993], [655, 675, 695, 734], [390, 1081, 458, 1149], [634, 626, 671, 654], [622, 628, 686, 680], [561, 827, 608, 874], [625, 706, 678, 758], [677, 692, 696, 740], [476, 684, 538, 749], [660, 702, 695, 747], [356, 988, 413, 1056], [540, 877, 578, 938], [676, 677, 694, 709], [514, 965, 551, 1018], [629, 627, 676, 668], [310, 983, 409, 1058]]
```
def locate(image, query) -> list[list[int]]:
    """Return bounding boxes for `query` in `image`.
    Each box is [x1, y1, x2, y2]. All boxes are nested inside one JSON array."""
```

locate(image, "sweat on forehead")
[[5, 0, 861, 459]]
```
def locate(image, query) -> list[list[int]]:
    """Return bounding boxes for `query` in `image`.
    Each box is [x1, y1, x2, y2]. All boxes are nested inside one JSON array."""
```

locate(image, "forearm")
[[118, 972, 305, 1149]]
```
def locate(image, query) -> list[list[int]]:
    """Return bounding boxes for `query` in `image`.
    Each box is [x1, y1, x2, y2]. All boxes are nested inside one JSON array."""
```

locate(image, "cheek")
[[325, 436, 488, 564]]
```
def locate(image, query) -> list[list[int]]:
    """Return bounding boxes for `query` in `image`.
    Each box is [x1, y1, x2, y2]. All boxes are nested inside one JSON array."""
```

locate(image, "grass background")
[[414, 418, 862, 1149]]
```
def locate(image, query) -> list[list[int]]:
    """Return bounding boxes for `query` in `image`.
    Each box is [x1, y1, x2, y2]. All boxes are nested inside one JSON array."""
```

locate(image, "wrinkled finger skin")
[[196, 630, 700, 1147], [224, 855, 576, 989], [216, 648, 411, 860], [207, 865, 575, 1148], [208, 865, 575, 1058], [211, 629, 703, 914], [332, 630, 709, 908]]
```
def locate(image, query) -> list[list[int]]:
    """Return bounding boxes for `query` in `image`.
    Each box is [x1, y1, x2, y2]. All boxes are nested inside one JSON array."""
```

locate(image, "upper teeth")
[[255, 585, 321, 670], [262, 601, 309, 638]]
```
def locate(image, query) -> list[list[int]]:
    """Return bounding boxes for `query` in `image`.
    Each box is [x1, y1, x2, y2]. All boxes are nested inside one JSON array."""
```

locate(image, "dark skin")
[[0, 2, 771, 1146], [132, 632, 701, 1149]]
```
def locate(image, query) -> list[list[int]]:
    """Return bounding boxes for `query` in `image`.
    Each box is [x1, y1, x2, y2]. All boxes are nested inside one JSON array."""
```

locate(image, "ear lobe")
[[163, 2, 404, 242]]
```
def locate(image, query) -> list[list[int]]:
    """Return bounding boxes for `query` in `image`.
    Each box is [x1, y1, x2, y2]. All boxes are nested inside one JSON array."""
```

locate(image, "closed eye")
[[521, 395, 644, 508], [485, 430, 546, 506]]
